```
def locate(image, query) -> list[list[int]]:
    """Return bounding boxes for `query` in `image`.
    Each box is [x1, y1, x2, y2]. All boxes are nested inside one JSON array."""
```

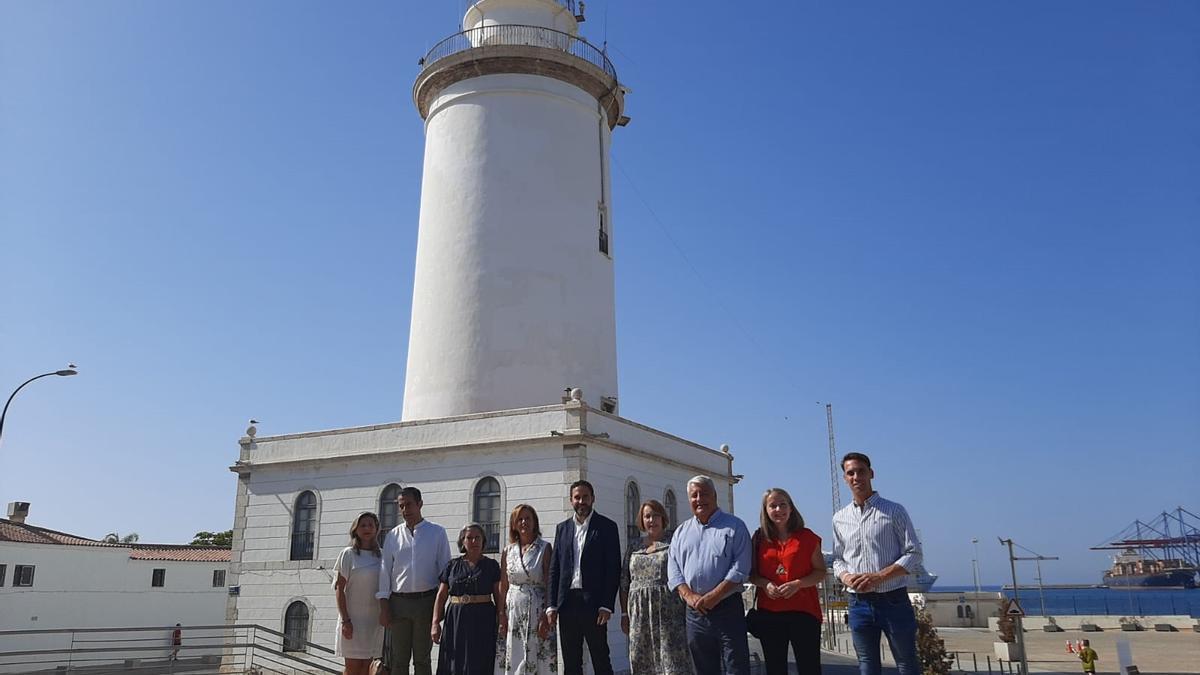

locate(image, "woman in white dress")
[[334, 511, 385, 674], [495, 504, 557, 675]]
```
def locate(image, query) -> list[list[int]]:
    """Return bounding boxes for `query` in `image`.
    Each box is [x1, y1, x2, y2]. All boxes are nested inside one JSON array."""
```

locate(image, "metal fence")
[[0, 624, 342, 674], [420, 24, 616, 80]]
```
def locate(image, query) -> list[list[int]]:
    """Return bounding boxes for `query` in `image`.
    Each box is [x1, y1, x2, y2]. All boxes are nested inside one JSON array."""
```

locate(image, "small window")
[[152, 568, 166, 587], [291, 490, 318, 561], [0, 564, 6, 586], [956, 605, 964, 618], [283, 601, 310, 652], [965, 605, 974, 618], [14, 565, 35, 587], [664, 489, 678, 531], [472, 477, 502, 553], [380, 483, 402, 532], [598, 209, 609, 255], [213, 569, 226, 587], [625, 481, 641, 548]]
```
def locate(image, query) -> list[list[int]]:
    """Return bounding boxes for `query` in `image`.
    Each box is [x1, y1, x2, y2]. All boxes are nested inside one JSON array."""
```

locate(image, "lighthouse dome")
[[464, 0, 581, 35]]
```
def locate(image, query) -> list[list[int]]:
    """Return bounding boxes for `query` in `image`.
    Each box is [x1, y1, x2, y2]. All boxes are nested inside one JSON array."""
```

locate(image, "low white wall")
[[988, 614, 1197, 630]]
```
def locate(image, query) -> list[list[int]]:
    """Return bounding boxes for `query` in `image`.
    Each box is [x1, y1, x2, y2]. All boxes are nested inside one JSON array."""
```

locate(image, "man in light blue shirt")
[[832, 452, 923, 675], [668, 475, 752, 675]]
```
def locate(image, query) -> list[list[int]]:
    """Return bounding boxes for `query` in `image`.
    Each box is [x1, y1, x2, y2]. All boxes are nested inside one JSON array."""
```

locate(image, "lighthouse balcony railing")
[[420, 24, 616, 80]]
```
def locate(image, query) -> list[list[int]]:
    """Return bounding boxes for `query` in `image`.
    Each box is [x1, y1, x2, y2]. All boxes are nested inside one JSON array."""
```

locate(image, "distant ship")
[[1103, 549, 1197, 588], [907, 566, 938, 592]]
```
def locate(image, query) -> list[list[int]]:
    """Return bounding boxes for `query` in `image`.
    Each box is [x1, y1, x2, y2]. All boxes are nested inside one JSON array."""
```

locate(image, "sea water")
[[935, 585, 1200, 618]]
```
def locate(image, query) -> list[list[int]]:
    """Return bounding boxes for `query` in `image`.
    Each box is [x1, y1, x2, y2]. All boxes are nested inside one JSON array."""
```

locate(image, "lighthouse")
[[227, 3, 741, 664], [402, 0, 626, 421]]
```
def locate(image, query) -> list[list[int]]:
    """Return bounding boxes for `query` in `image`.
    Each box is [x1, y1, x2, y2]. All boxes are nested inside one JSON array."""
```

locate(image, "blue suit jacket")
[[548, 511, 621, 613]]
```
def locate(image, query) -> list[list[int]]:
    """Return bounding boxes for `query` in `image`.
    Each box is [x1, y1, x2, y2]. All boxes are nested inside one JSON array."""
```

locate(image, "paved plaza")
[[821, 626, 1200, 675]]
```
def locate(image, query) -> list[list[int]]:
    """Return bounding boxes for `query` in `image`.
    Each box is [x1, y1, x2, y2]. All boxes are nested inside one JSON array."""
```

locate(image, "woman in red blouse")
[[749, 488, 826, 675]]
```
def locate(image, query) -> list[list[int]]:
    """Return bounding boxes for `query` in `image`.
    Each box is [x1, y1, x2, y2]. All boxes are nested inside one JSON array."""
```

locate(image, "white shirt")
[[570, 512, 592, 589], [375, 519, 452, 598]]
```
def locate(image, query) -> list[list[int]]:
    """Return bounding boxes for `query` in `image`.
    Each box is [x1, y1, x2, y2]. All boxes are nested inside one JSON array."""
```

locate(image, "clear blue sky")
[[2, 1, 1196, 586]]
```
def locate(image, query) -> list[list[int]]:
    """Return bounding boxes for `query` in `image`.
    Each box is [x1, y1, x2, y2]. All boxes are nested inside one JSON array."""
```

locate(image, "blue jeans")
[[848, 589, 920, 675], [685, 594, 751, 675]]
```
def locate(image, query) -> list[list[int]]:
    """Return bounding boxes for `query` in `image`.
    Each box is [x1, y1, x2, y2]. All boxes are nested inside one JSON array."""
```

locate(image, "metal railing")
[[420, 24, 616, 81], [0, 624, 342, 674]]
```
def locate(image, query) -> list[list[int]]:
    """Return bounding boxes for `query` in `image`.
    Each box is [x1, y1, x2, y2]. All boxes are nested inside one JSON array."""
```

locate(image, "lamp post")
[[0, 366, 78, 445], [972, 537, 981, 626]]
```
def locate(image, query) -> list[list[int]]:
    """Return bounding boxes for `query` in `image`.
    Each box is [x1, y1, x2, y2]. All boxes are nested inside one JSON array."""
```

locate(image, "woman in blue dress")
[[432, 523, 503, 675]]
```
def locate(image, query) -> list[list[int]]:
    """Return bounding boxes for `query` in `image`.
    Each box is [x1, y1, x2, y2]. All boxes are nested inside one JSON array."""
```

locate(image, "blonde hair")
[[507, 504, 541, 544], [349, 512, 382, 556], [638, 499, 669, 532], [758, 488, 804, 542]]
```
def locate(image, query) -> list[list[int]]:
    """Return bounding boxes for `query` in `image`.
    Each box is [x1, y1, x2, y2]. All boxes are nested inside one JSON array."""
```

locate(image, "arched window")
[[283, 601, 309, 651], [473, 477, 502, 553], [290, 491, 317, 561], [956, 605, 965, 619], [664, 489, 678, 532], [625, 481, 641, 548], [379, 483, 402, 533]]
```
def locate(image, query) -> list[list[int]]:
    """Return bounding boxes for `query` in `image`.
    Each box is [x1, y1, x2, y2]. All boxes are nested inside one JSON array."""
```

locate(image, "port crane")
[[1089, 507, 1200, 567]]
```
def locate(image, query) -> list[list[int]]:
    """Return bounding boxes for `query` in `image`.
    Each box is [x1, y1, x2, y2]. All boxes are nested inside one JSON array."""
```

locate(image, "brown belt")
[[448, 594, 492, 605]]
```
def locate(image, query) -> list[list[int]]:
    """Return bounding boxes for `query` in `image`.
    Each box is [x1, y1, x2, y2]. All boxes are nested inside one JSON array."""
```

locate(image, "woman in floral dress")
[[496, 504, 557, 675], [619, 499, 692, 675]]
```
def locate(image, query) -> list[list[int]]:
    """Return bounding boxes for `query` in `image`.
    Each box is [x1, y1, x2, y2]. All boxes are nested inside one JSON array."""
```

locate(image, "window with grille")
[[151, 568, 166, 587], [625, 481, 641, 548], [213, 569, 226, 587], [0, 565, 5, 586], [283, 601, 309, 652], [664, 489, 678, 532], [291, 491, 317, 560], [473, 477, 502, 553], [13, 565, 34, 587], [380, 483, 402, 532]]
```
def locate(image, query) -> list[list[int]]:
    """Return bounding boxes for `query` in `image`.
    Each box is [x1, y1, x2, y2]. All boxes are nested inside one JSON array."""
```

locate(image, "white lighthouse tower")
[[402, 0, 626, 421], [226, 4, 743, 666]]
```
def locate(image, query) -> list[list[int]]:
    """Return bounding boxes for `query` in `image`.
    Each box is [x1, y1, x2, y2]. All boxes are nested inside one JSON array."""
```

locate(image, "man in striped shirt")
[[832, 452, 923, 675]]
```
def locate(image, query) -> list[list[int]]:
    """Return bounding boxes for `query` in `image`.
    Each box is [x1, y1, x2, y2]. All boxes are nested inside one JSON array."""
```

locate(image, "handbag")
[[745, 532, 769, 639], [371, 629, 390, 675], [745, 606, 770, 639]]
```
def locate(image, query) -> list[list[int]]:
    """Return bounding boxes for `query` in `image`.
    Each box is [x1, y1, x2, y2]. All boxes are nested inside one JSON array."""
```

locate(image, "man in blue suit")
[[546, 480, 620, 675]]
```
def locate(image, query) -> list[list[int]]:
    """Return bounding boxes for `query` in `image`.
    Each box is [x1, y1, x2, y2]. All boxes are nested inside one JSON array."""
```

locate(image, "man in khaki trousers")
[[377, 487, 451, 675]]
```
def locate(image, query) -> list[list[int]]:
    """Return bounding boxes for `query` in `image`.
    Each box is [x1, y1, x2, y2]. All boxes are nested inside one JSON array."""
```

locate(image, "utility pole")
[[1014, 547, 1059, 620], [999, 538, 1030, 675], [972, 538, 981, 626]]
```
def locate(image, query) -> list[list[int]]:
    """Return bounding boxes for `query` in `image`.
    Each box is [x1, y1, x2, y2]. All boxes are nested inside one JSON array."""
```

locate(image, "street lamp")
[[972, 537, 981, 625], [0, 365, 79, 445]]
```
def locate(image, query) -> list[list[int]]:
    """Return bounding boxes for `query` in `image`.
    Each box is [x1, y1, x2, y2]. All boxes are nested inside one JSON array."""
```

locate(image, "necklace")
[[774, 538, 788, 580]]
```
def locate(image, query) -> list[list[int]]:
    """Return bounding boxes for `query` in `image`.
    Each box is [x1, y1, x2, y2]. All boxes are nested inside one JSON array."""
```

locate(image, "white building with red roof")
[[0, 501, 230, 636]]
